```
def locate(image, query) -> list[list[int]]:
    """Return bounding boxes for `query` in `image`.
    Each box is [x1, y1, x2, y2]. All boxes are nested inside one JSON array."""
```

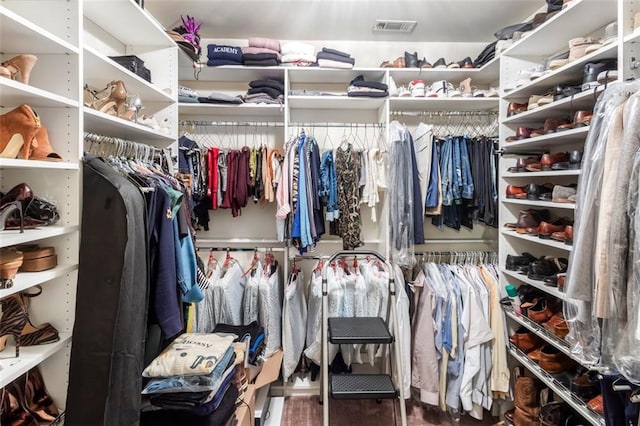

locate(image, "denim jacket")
[[320, 151, 339, 221]]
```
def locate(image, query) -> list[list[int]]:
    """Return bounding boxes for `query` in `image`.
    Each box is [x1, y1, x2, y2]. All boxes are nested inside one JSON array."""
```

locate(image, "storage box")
[[235, 350, 283, 426], [108, 55, 152, 83]]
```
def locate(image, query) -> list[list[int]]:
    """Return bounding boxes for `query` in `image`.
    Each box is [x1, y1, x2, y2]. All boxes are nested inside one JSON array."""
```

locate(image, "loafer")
[[512, 155, 540, 172], [571, 370, 600, 401], [527, 298, 556, 323], [564, 225, 574, 245], [526, 183, 553, 200], [505, 208, 550, 230], [543, 312, 569, 338], [510, 326, 543, 352], [537, 344, 575, 373], [531, 119, 571, 137], [506, 252, 537, 271], [506, 185, 527, 199], [507, 102, 528, 117], [458, 56, 474, 68], [506, 127, 535, 142], [541, 151, 569, 170], [538, 218, 570, 238]]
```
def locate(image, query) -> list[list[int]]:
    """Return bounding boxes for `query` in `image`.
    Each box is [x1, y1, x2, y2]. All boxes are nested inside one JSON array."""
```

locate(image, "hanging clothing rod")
[[414, 250, 496, 255], [83, 132, 167, 159], [179, 120, 284, 127], [195, 246, 286, 253], [288, 122, 385, 128], [390, 110, 498, 117], [289, 255, 326, 260], [418, 239, 497, 244]]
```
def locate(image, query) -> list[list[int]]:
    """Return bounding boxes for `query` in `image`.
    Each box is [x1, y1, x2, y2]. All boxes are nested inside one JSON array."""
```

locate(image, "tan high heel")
[[0, 66, 12, 79], [1, 54, 38, 85]]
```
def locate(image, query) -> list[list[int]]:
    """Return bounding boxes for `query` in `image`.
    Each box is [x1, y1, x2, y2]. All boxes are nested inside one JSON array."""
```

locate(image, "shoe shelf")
[[502, 89, 603, 125], [83, 0, 173, 50], [508, 345, 605, 426], [0, 264, 78, 300], [288, 68, 386, 84], [0, 225, 79, 249], [502, 170, 581, 178], [0, 332, 72, 388], [388, 97, 499, 112], [503, 43, 618, 102], [83, 107, 175, 147], [501, 126, 589, 151], [180, 65, 286, 83], [287, 95, 386, 110], [501, 267, 567, 301], [0, 79, 79, 109], [0, 158, 80, 171], [178, 103, 284, 120], [388, 57, 500, 85], [83, 46, 175, 105], [0, 6, 79, 56], [502, 0, 616, 58], [501, 229, 573, 252], [502, 198, 576, 210]]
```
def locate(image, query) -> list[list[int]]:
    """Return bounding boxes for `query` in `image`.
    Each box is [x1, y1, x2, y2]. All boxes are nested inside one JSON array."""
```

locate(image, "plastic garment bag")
[[360, 260, 388, 364], [390, 265, 411, 399], [282, 271, 307, 381], [352, 269, 368, 364], [259, 265, 282, 357], [327, 265, 343, 363], [213, 262, 246, 326], [304, 269, 323, 365], [195, 262, 222, 333], [243, 261, 262, 325]]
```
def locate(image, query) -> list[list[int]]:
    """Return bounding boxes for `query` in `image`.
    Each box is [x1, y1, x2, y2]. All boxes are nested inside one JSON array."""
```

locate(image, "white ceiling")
[[145, 0, 543, 42]]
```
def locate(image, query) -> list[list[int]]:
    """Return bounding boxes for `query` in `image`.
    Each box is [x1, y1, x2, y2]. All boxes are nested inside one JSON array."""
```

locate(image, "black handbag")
[[108, 55, 152, 83]]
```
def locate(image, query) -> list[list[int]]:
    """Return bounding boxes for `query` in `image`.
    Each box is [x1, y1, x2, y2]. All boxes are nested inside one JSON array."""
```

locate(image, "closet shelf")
[[502, 170, 581, 178], [501, 0, 616, 57], [83, 108, 176, 147], [0, 264, 78, 300], [0, 158, 80, 171], [388, 97, 499, 112], [624, 29, 640, 44], [84, 46, 175, 105], [180, 65, 286, 83], [503, 306, 597, 369], [83, 0, 174, 50], [388, 57, 500, 85], [502, 89, 603, 125], [178, 103, 284, 119], [508, 345, 605, 426], [501, 229, 573, 252], [288, 68, 386, 84], [501, 268, 567, 301], [502, 198, 576, 210], [0, 6, 79, 55], [503, 43, 618, 102], [0, 333, 72, 388], [0, 225, 79, 249], [501, 127, 589, 151], [1, 79, 79, 109], [288, 95, 386, 110]]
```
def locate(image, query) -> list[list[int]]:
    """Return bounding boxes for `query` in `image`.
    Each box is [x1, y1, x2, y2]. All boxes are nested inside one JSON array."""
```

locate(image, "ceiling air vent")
[[373, 20, 417, 33]]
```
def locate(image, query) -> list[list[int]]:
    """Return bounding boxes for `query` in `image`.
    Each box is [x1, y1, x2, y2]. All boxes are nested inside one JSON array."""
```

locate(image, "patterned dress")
[[335, 143, 363, 250]]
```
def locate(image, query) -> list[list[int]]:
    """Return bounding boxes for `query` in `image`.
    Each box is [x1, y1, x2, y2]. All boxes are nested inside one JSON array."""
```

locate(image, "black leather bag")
[[108, 55, 152, 83]]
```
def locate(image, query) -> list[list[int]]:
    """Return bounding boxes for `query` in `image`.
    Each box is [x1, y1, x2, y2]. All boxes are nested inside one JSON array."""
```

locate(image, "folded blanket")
[[207, 44, 243, 62], [242, 52, 279, 62], [245, 93, 284, 104], [347, 91, 388, 98], [249, 79, 285, 92], [317, 51, 355, 65], [350, 75, 388, 91], [241, 46, 281, 60], [321, 47, 352, 59], [282, 53, 317, 64], [281, 41, 315, 57], [248, 37, 281, 52], [207, 59, 243, 67], [243, 59, 280, 67], [318, 59, 354, 69], [247, 86, 282, 98]]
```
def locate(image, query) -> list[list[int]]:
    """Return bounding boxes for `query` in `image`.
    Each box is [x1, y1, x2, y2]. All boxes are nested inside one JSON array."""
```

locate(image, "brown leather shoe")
[[538, 219, 569, 238], [527, 298, 556, 323], [540, 152, 569, 170], [513, 367, 542, 425], [513, 156, 540, 172], [551, 230, 565, 242], [564, 225, 573, 245], [557, 110, 593, 130], [543, 312, 569, 338], [587, 395, 604, 415], [505, 208, 550, 231], [510, 326, 544, 352], [531, 118, 571, 137], [538, 345, 575, 373], [507, 102, 528, 117], [506, 127, 535, 142], [506, 185, 527, 199]]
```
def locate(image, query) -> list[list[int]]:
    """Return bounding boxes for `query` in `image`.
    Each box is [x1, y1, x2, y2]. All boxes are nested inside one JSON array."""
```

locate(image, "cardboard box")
[[235, 350, 283, 426]]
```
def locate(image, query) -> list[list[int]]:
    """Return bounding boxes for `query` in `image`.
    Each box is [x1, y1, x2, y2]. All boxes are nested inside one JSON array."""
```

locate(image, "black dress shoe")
[[433, 57, 447, 68], [569, 150, 583, 169], [458, 56, 474, 68], [526, 183, 553, 201], [506, 252, 536, 271], [582, 59, 617, 91], [417, 57, 432, 68], [553, 84, 581, 101], [404, 51, 419, 68]]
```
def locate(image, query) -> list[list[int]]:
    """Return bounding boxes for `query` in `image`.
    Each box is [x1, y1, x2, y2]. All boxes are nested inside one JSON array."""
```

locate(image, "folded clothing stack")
[[196, 91, 244, 105], [245, 79, 284, 104], [281, 41, 316, 66], [347, 75, 388, 98], [213, 321, 266, 365], [179, 85, 201, 103], [242, 37, 282, 66], [207, 44, 243, 66], [317, 47, 355, 69]]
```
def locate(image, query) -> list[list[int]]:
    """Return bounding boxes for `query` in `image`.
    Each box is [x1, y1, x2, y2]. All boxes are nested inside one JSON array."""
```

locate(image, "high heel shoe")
[[23, 367, 61, 422], [86, 80, 128, 117], [0, 294, 28, 357], [1, 386, 39, 426], [1, 54, 38, 85], [0, 247, 24, 279], [16, 286, 60, 346], [0, 201, 25, 233], [0, 105, 41, 160]]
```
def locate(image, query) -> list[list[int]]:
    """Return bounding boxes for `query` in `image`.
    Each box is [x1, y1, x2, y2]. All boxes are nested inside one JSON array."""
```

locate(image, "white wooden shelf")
[[624, 29, 640, 45], [389, 97, 499, 112], [501, 229, 573, 252], [288, 68, 385, 84], [502, 170, 581, 178], [83, 0, 174, 49], [502, 127, 589, 151], [501, 0, 616, 57], [389, 57, 501, 85], [0, 333, 72, 388], [508, 345, 605, 426], [0, 264, 78, 300], [0, 158, 80, 170], [83, 46, 175, 105], [0, 225, 79, 248], [287, 95, 386, 110], [179, 103, 284, 119], [0, 6, 79, 55], [503, 42, 618, 101], [180, 65, 285, 82], [0, 79, 79, 109], [503, 89, 603, 125], [83, 107, 175, 147], [502, 198, 576, 210], [501, 267, 567, 301]]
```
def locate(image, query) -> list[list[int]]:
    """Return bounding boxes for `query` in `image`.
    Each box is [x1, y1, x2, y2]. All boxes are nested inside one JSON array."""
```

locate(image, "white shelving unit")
[[0, 0, 81, 412], [502, 198, 576, 209], [389, 97, 499, 112], [501, 230, 573, 252]]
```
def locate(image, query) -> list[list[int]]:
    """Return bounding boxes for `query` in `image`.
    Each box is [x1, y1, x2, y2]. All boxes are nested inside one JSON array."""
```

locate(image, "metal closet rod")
[[289, 122, 385, 128], [196, 246, 286, 253], [414, 250, 497, 255], [179, 120, 284, 127], [418, 239, 497, 244], [390, 110, 498, 117]]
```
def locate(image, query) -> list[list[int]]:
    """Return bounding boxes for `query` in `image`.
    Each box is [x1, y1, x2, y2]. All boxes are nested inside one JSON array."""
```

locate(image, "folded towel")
[[317, 59, 354, 69], [249, 79, 285, 93], [350, 75, 388, 91], [282, 53, 317, 64], [241, 46, 282, 60], [316, 51, 355, 65], [207, 59, 243, 67], [322, 47, 352, 59], [248, 37, 281, 52], [347, 91, 388, 98], [247, 86, 283, 99], [243, 59, 280, 67], [281, 41, 315, 57], [242, 52, 279, 62], [207, 44, 243, 62]]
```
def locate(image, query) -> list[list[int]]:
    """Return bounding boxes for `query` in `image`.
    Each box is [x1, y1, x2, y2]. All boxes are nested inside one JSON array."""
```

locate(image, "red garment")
[[235, 147, 251, 209], [208, 148, 220, 209]]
